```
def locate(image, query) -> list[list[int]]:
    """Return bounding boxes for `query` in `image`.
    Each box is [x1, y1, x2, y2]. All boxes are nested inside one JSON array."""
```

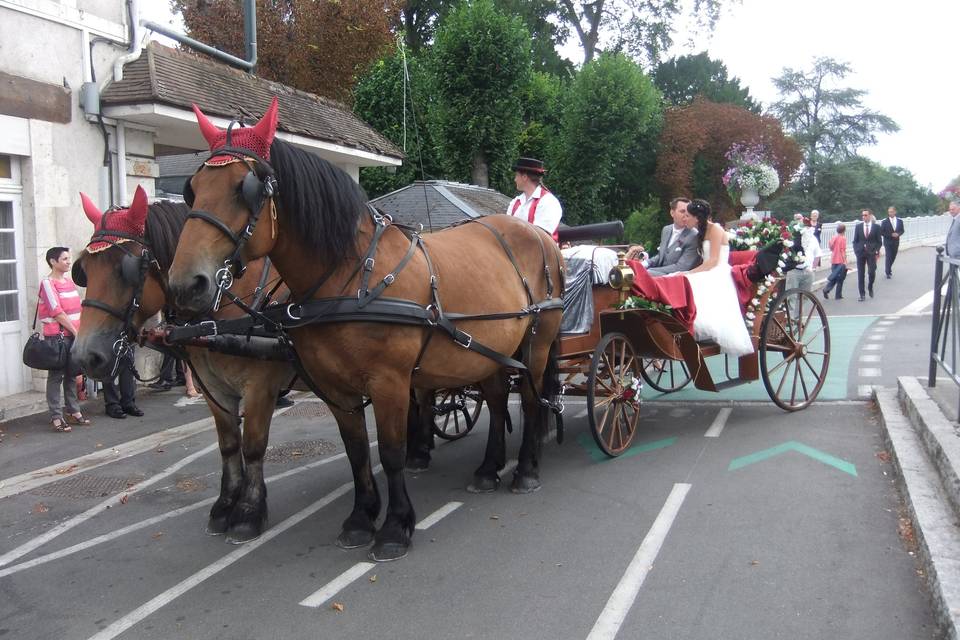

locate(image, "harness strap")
[[187, 210, 242, 246], [358, 230, 419, 309]]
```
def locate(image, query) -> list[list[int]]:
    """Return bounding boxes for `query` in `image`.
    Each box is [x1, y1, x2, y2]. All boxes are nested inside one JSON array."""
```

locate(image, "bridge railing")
[[929, 246, 960, 417], [818, 214, 952, 256]]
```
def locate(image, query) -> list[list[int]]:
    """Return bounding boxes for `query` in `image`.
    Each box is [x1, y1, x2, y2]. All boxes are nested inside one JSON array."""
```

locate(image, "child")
[[822, 223, 848, 299]]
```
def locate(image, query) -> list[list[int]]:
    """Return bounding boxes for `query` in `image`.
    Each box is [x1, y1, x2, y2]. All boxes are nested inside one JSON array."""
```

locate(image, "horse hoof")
[[466, 475, 500, 493], [336, 528, 375, 549], [205, 517, 228, 536], [510, 474, 541, 494], [405, 455, 430, 473], [367, 541, 409, 563], [225, 522, 263, 545]]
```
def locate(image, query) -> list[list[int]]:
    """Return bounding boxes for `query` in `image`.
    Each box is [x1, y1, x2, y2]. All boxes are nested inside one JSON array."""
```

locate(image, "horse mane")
[[144, 200, 190, 270], [268, 138, 367, 265]]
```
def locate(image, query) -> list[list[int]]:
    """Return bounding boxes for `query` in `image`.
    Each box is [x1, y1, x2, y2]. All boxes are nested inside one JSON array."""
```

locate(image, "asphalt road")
[[0, 244, 944, 640]]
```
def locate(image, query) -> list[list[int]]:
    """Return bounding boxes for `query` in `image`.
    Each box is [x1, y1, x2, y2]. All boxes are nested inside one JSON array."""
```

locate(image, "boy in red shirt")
[[822, 223, 848, 299]]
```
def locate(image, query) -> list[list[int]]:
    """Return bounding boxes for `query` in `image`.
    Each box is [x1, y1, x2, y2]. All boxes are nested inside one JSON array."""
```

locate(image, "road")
[[0, 245, 943, 640]]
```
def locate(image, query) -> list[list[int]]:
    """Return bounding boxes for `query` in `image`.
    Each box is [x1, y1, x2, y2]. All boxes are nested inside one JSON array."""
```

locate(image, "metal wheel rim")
[[588, 332, 642, 457], [432, 387, 483, 440], [759, 288, 831, 411]]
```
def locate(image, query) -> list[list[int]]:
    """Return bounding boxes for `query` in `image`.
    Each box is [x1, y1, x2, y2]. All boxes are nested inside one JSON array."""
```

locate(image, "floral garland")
[[616, 296, 674, 314]]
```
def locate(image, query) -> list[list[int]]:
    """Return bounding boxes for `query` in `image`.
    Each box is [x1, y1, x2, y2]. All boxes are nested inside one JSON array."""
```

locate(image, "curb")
[[875, 382, 960, 640]]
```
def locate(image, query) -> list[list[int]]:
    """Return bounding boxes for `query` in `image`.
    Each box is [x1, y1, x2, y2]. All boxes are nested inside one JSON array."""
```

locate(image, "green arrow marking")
[[577, 433, 677, 462], [728, 441, 857, 477]]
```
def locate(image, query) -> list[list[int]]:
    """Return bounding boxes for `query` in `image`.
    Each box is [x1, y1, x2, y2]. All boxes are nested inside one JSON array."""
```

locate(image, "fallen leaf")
[[152, 531, 164, 539], [95, 443, 103, 448], [120, 494, 129, 505], [55, 464, 78, 475], [489, 515, 500, 520], [331, 603, 344, 612], [876, 451, 891, 463], [750, 560, 760, 566], [368, 575, 377, 583], [32, 503, 49, 514]]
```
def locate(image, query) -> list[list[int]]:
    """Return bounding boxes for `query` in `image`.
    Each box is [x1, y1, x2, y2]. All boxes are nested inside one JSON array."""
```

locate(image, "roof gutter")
[[141, 0, 257, 73], [113, 0, 143, 82]]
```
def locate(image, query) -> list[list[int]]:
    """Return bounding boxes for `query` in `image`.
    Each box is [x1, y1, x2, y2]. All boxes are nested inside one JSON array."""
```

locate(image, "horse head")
[[71, 185, 172, 380], [168, 99, 281, 315]]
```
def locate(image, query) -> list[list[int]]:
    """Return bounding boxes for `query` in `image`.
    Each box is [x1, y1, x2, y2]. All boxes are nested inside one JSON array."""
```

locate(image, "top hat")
[[513, 157, 546, 175]]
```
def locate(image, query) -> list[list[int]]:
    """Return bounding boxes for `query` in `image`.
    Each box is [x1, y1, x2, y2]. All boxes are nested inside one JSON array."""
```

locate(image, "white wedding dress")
[[681, 240, 754, 356]]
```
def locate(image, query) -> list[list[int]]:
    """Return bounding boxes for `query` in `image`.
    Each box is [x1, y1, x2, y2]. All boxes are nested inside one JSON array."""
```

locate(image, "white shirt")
[[798, 227, 820, 272], [507, 185, 563, 235], [642, 225, 687, 267]]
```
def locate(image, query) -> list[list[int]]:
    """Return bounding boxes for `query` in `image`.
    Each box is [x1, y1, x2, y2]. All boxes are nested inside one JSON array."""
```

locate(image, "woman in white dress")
[[673, 199, 754, 356]]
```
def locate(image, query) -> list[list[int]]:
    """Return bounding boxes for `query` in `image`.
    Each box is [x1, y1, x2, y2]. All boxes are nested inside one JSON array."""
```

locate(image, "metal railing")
[[929, 247, 960, 417], [818, 214, 952, 256]]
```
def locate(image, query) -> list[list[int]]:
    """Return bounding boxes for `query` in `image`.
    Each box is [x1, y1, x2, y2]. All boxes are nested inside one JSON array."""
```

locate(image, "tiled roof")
[[371, 181, 514, 230], [102, 42, 403, 160]]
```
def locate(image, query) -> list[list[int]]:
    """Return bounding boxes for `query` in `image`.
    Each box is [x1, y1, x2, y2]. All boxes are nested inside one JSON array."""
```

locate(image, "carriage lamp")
[[608, 251, 635, 306]]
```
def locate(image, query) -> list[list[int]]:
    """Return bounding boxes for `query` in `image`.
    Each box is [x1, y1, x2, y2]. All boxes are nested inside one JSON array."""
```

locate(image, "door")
[[0, 154, 28, 396]]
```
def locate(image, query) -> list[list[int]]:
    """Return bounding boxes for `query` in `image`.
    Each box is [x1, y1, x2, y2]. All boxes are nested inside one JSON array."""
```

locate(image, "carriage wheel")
[[759, 288, 831, 411], [640, 357, 691, 392], [431, 387, 484, 440], [587, 332, 642, 457]]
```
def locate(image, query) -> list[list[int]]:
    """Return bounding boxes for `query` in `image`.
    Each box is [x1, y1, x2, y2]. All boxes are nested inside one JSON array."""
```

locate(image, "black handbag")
[[21, 295, 69, 371]]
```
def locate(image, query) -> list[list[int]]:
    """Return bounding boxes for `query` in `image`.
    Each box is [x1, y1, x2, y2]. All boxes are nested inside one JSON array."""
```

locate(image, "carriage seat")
[[559, 246, 619, 335]]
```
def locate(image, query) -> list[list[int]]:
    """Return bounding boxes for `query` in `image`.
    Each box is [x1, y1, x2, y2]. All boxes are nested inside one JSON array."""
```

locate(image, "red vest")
[[510, 187, 559, 242]]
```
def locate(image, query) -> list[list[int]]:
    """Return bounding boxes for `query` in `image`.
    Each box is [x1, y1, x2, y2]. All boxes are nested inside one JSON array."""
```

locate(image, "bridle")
[[183, 139, 278, 312], [74, 210, 160, 378]]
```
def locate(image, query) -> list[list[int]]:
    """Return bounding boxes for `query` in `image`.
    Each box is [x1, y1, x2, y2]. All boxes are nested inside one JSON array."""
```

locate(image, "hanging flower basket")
[[723, 143, 780, 204]]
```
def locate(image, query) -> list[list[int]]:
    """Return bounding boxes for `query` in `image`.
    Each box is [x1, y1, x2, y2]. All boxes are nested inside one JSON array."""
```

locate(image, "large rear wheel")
[[431, 387, 484, 440], [587, 332, 642, 457], [759, 288, 830, 411]]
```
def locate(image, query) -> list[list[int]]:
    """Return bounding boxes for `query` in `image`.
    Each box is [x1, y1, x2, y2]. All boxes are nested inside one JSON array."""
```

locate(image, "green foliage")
[[493, 0, 572, 75], [653, 53, 759, 112], [767, 156, 939, 220], [425, 0, 532, 189], [518, 71, 565, 162], [623, 198, 667, 249], [549, 53, 663, 225], [353, 49, 441, 197]]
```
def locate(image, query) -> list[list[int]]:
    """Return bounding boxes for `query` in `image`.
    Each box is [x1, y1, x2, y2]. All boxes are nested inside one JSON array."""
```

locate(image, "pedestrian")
[[945, 201, 960, 258], [853, 209, 882, 301], [38, 246, 90, 432], [881, 205, 904, 278], [149, 351, 186, 391], [103, 347, 142, 418], [506, 157, 563, 239], [809, 210, 823, 267], [822, 223, 848, 299], [787, 215, 819, 297]]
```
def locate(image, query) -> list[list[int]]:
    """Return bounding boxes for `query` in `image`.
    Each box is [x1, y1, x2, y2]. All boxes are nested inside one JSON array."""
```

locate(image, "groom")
[[626, 197, 700, 276]]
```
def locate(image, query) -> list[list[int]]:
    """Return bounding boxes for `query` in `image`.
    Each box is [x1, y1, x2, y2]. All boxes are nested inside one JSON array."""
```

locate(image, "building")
[[370, 180, 513, 231], [0, 1, 402, 403]]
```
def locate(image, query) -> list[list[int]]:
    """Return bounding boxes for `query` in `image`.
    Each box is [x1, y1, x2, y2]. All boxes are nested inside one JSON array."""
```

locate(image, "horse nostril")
[[191, 274, 210, 298]]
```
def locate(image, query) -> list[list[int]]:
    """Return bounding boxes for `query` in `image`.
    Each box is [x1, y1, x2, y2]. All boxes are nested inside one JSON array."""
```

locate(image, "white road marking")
[[0, 416, 215, 500], [0, 446, 373, 579], [300, 500, 466, 609], [0, 442, 218, 568], [86, 468, 382, 640], [858, 368, 882, 378], [862, 343, 882, 351], [859, 355, 881, 363], [858, 385, 873, 397], [574, 408, 589, 419], [871, 326, 889, 333], [299, 562, 376, 609], [586, 483, 692, 640], [703, 408, 732, 438], [883, 315, 900, 321], [865, 335, 886, 342], [896, 286, 944, 316], [415, 501, 463, 531]]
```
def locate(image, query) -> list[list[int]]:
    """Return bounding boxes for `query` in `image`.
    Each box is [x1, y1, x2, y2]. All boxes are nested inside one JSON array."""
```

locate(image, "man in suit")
[[946, 201, 960, 258], [853, 209, 882, 301], [625, 197, 701, 276], [880, 205, 905, 278]]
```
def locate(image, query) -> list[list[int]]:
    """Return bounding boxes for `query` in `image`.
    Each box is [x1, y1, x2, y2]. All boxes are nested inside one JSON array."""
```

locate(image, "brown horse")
[[70, 186, 295, 544], [167, 100, 564, 561]]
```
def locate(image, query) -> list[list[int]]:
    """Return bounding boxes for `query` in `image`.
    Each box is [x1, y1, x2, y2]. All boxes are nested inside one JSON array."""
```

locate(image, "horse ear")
[[192, 103, 222, 149], [79, 192, 103, 227], [251, 97, 279, 149], [129, 185, 149, 229]]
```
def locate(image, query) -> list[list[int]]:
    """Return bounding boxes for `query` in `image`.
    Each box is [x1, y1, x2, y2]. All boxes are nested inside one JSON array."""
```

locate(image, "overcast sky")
[[143, 1, 958, 191]]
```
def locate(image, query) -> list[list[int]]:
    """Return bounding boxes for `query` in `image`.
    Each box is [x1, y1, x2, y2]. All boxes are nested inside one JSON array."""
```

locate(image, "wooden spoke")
[[588, 333, 642, 456]]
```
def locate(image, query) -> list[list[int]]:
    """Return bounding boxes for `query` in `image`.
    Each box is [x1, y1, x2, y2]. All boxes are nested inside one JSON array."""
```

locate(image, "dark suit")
[[646, 225, 701, 276], [880, 216, 904, 276], [853, 222, 882, 297]]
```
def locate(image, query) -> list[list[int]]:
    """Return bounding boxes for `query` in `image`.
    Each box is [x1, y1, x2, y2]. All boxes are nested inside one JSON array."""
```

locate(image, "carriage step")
[[712, 380, 743, 393]]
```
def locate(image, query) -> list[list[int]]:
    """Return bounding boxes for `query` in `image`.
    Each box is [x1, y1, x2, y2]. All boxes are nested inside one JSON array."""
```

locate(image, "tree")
[[557, 0, 735, 66], [549, 52, 663, 225], [653, 53, 759, 112], [353, 48, 441, 197], [174, 0, 399, 102], [425, 0, 531, 189], [655, 98, 803, 221], [517, 71, 565, 163], [769, 57, 899, 195], [400, 0, 453, 53]]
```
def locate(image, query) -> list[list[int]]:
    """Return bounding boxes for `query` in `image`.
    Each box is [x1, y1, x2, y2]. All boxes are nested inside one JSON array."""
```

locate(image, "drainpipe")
[[113, 0, 143, 82], [116, 121, 127, 206]]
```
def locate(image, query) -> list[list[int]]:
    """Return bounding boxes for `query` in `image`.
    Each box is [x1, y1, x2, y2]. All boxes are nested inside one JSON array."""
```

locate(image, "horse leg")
[[331, 401, 381, 549], [467, 373, 510, 493], [205, 394, 243, 535], [368, 378, 416, 562], [405, 389, 434, 471], [224, 383, 276, 544], [512, 340, 560, 494]]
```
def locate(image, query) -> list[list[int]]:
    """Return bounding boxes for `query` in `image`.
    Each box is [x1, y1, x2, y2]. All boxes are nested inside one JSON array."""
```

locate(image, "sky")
[[142, 1, 959, 192]]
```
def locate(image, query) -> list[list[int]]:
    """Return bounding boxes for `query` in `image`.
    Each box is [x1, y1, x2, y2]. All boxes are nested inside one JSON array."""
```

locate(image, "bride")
[[672, 199, 754, 356]]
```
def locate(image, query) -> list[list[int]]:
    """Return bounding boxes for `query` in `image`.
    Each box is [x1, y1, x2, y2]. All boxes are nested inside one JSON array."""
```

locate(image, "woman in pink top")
[[38, 246, 89, 431], [822, 223, 848, 300]]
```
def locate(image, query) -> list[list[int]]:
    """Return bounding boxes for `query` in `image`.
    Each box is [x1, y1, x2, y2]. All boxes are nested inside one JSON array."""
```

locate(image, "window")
[[0, 201, 17, 321], [0, 156, 10, 180]]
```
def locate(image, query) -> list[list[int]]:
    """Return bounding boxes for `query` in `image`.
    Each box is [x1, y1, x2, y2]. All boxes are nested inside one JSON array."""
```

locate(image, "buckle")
[[454, 330, 473, 349], [363, 257, 375, 271], [286, 303, 302, 321], [425, 304, 439, 327], [199, 320, 218, 337], [383, 273, 395, 286]]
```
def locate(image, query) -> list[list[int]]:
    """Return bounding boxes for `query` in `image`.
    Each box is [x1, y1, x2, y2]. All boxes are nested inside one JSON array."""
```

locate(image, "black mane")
[[267, 138, 368, 265], [144, 200, 190, 270]]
